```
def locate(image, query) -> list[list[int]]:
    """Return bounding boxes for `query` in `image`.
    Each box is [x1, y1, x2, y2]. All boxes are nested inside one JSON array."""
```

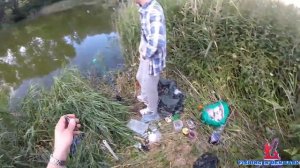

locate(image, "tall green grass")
[[0, 85, 9, 112], [116, 0, 300, 165], [0, 68, 133, 167]]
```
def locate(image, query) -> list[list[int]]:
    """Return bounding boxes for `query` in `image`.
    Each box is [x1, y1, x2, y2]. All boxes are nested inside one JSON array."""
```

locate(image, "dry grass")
[[113, 114, 199, 168]]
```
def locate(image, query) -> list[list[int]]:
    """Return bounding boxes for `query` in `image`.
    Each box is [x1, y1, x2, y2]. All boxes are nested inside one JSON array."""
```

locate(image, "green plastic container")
[[200, 100, 230, 127]]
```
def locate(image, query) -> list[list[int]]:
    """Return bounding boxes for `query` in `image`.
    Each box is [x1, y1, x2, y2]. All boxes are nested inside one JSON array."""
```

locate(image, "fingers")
[[56, 114, 81, 132], [74, 118, 80, 124], [65, 114, 76, 118], [65, 115, 79, 124], [67, 118, 76, 131], [74, 123, 81, 131], [55, 115, 68, 131], [73, 131, 82, 135]]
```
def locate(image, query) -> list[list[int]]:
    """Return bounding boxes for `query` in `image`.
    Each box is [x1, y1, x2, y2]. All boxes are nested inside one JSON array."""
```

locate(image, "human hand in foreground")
[[52, 114, 81, 161]]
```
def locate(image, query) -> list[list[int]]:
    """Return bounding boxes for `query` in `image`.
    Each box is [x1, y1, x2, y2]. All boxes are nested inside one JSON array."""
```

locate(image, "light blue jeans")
[[136, 57, 160, 113]]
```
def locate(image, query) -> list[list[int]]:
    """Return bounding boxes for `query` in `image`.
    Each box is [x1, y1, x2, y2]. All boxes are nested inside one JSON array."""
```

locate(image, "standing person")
[[135, 0, 167, 122]]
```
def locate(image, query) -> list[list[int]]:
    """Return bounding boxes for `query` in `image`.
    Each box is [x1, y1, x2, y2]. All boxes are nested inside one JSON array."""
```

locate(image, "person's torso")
[[140, 0, 166, 46]]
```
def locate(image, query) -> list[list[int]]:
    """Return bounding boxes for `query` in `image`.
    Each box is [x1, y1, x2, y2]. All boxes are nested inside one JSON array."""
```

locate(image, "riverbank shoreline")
[[39, 0, 119, 16], [0, 0, 300, 167], [0, 0, 120, 27]]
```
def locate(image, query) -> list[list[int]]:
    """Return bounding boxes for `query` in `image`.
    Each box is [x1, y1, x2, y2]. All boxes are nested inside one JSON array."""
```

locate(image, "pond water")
[[0, 3, 124, 107]]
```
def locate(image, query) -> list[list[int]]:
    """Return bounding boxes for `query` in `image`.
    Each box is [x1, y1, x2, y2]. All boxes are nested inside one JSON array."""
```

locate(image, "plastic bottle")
[[209, 125, 225, 145], [186, 119, 196, 130], [173, 119, 183, 132]]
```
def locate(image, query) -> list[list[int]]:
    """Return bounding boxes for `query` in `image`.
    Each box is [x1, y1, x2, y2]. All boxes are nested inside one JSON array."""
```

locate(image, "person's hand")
[[139, 54, 146, 61], [52, 114, 81, 161], [138, 42, 144, 55], [139, 43, 146, 60]]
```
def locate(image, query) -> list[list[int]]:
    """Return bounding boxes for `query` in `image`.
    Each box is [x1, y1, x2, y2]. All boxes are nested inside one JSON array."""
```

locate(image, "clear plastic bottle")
[[209, 125, 225, 144], [173, 119, 183, 132], [148, 124, 161, 143]]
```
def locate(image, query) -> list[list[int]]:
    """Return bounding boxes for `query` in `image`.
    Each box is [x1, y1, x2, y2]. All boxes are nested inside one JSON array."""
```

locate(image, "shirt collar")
[[138, 0, 154, 13]]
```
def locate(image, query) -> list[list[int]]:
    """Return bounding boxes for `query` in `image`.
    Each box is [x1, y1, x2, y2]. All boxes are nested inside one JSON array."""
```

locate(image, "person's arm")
[[47, 114, 81, 168], [143, 11, 165, 59]]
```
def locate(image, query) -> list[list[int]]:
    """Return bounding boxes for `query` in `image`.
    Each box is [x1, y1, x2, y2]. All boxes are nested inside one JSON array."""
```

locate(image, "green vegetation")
[[0, 0, 63, 23], [0, 0, 300, 167], [116, 0, 300, 166], [0, 69, 133, 167], [0, 85, 9, 112]]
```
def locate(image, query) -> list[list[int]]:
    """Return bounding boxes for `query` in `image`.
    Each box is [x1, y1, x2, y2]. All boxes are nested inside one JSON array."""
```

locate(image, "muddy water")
[[0, 2, 123, 107]]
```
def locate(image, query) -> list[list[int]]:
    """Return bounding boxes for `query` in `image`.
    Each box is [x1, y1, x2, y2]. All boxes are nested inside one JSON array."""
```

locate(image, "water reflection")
[[0, 49, 17, 65], [67, 32, 123, 76], [0, 4, 124, 106]]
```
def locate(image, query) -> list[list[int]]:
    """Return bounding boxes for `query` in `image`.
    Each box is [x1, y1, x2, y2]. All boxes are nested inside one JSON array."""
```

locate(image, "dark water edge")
[[0, 0, 121, 27]]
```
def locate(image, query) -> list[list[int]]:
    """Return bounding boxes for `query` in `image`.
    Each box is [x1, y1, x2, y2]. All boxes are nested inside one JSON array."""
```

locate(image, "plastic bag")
[[193, 153, 219, 168], [200, 101, 230, 127]]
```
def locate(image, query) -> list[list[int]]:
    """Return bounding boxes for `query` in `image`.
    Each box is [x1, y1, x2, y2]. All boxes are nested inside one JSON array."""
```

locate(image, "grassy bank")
[[0, 0, 299, 167], [0, 69, 133, 167], [116, 0, 300, 166]]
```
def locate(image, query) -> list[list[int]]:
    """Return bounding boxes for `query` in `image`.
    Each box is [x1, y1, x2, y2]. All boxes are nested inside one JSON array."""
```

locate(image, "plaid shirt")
[[139, 0, 167, 76]]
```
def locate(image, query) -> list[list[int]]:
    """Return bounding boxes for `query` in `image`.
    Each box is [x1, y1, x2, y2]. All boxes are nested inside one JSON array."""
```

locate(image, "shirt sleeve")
[[144, 11, 164, 58]]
